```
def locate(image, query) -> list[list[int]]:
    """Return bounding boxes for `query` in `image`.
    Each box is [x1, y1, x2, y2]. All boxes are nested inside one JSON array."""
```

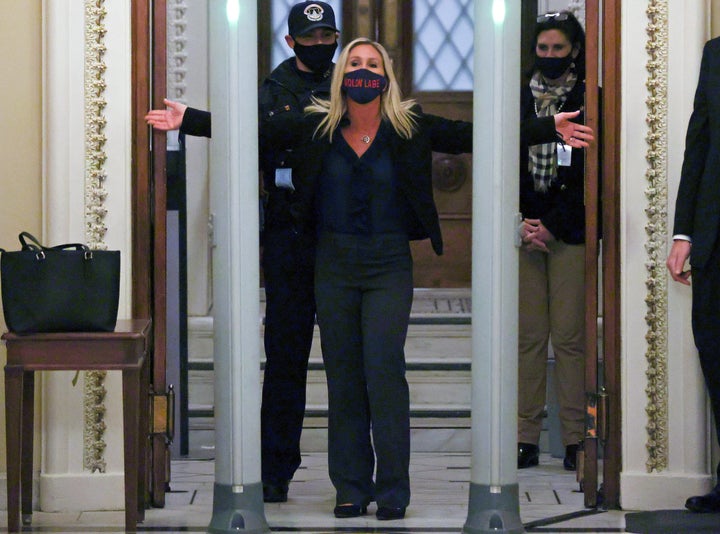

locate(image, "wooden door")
[[131, 0, 170, 509], [599, 0, 622, 510]]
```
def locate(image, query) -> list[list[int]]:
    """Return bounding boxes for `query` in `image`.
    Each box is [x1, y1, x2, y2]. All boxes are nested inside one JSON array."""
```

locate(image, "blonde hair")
[[306, 38, 417, 141]]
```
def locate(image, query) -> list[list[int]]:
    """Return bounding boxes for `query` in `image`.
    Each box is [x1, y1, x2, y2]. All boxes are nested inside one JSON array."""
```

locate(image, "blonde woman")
[[260, 37, 473, 520]]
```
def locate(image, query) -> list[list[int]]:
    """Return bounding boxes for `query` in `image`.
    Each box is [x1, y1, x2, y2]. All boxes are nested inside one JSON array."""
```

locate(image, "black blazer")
[[260, 106, 472, 255], [673, 37, 720, 270], [180, 107, 212, 138]]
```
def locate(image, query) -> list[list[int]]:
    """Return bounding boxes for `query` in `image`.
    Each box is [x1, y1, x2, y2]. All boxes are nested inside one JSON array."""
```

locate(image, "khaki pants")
[[518, 241, 586, 446]]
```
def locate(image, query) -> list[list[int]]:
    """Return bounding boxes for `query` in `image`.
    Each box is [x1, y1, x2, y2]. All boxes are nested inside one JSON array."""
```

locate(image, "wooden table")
[[2, 319, 151, 532]]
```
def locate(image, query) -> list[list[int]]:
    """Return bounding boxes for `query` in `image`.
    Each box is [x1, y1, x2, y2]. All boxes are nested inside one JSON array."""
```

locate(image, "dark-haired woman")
[[516, 11, 595, 472]]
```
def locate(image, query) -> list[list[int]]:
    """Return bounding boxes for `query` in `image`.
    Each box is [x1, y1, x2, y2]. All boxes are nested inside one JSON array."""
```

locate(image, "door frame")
[[131, 0, 169, 508], [575, 0, 623, 509], [599, 0, 622, 510]]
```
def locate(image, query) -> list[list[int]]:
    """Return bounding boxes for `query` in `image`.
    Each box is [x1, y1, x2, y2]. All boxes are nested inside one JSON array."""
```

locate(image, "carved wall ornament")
[[168, 0, 188, 102], [83, 0, 109, 474], [567, 0, 586, 29], [643, 0, 669, 472]]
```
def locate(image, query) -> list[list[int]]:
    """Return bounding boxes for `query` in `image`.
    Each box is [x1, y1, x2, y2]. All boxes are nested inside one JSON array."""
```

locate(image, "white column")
[[41, 0, 133, 511], [463, 1, 523, 533], [620, 0, 712, 510], [207, 1, 269, 532]]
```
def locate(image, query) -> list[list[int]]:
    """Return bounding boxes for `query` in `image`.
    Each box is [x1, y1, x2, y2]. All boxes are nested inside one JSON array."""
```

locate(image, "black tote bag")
[[1, 232, 120, 333]]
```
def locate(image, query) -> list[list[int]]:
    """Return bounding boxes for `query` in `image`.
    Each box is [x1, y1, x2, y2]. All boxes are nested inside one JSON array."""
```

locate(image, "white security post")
[[207, 1, 270, 532], [464, 1, 523, 533]]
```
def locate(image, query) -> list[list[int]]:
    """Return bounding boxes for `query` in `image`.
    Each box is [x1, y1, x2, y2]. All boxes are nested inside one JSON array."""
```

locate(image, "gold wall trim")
[[643, 0, 669, 472], [83, 0, 109, 474]]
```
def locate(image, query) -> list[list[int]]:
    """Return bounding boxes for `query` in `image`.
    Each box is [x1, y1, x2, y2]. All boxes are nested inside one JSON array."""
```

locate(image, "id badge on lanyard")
[[557, 143, 572, 166], [275, 168, 295, 191]]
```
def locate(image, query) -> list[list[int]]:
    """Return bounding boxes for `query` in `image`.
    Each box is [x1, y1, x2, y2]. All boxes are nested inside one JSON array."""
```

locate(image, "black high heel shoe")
[[333, 503, 368, 518], [376, 506, 406, 520]]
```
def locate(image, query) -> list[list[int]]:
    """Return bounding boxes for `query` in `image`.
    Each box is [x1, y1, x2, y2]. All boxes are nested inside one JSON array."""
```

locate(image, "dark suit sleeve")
[[673, 40, 713, 237], [519, 85, 569, 147], [420, 110, 473, 154], [522, 115, 559, 146], [180, 107, 212, 138]]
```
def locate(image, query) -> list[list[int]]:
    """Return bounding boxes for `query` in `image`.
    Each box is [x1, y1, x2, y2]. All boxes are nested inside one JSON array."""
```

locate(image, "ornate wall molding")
[[643, 0, 669, 472], [567, 0, 586, 29], [168, 0, 189, 102], [83, 0, 109, 474]]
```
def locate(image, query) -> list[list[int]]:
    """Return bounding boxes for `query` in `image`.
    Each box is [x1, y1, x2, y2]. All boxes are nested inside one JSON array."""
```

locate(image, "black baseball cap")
[[288, 1, 338, 37]]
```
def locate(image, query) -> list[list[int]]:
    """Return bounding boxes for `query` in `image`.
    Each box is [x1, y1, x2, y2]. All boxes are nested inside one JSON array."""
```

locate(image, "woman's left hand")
[[554, 110, 594, 148]]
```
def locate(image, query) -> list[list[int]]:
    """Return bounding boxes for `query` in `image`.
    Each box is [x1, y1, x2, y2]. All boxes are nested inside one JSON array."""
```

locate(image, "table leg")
[[138, 356, 149, 521], [122, 367, 140, 532], [21, 371, 34, 525], [5, 366, 23, 532]]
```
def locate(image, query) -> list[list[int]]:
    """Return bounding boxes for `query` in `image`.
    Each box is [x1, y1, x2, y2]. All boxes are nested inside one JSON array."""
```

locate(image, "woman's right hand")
[[666, 239, 692, 285], [554, 110, 594, 148]]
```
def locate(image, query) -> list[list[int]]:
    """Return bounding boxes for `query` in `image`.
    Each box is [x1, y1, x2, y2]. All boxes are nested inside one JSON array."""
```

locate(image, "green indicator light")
[[227, 0, 240, 24], [493, 0, 506, 24]]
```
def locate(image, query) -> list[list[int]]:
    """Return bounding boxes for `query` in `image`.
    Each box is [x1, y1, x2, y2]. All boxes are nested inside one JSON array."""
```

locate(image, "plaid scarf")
[[528, 68, 577, 192]]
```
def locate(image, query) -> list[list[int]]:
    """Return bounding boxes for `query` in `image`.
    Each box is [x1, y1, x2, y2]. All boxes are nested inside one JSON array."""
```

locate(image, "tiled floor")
[[0, 452, 628, 533]]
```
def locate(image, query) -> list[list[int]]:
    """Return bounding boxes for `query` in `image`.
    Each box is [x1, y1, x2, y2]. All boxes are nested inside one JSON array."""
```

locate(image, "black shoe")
[[376, 506, 406, 520], [263, 481, 288, 503], [333, 503, 368, 518], [564, 444, 578, 471], [686, 485, 720, 513], [518, 442, 539, 469]]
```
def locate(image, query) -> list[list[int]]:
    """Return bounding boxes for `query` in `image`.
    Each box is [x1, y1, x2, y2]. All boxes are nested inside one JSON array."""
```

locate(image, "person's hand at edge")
[[144, 98, 187, 131], [667, 239, 692, 285]]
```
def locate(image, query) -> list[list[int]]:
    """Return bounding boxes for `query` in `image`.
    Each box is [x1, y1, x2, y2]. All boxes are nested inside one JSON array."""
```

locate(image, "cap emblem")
[[304, 4, 325, 22]]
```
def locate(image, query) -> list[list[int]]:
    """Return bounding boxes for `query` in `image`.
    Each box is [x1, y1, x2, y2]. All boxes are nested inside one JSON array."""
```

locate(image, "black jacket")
[[520, 81, 586, 244], [673, 37, 720, 269], [259, 58, 333, 230], [260, 106, 472, 255], [180, 107, 212, 138]]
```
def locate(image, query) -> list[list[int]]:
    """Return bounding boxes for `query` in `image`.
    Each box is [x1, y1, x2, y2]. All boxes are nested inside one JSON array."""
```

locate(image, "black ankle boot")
[[518, 442, 539, 468]]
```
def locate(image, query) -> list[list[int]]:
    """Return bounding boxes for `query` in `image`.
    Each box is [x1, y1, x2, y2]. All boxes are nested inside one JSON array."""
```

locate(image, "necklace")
[[534, 99, 565, 117], [361, 134, 372, 144]]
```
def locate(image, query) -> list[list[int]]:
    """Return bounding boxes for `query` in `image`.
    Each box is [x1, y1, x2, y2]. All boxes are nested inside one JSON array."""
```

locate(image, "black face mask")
[[535, 55, 574, 79], [293, 42, 338, 73]]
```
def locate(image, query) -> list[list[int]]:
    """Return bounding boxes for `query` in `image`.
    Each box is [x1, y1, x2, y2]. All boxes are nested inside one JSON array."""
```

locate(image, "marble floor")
[[0, 452, 629, 533]]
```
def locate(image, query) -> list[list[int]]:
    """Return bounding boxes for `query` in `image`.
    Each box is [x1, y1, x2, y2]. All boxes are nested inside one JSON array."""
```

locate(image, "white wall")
[[620, 0, 713, 510]]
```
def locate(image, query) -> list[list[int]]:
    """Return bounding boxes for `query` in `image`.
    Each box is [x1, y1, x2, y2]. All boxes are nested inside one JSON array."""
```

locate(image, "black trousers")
[[692, 241, 720, 477], [315, 232, 413, 509], [260, 227, 316, 484]]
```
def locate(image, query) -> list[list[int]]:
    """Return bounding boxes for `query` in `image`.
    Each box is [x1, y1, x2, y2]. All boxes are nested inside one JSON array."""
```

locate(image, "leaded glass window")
[[414, 0, 474, 91]]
